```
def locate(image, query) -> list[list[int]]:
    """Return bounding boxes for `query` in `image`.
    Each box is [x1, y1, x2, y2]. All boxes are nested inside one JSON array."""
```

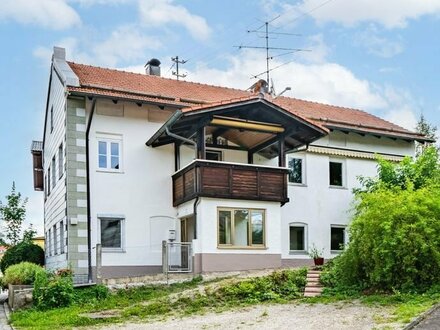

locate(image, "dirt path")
[[100, 301, 402, 330]]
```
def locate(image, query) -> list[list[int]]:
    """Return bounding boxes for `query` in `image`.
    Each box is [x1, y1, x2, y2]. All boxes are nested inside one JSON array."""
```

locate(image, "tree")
[[416, 114, 437, 141], [0, 182, 28, 246], [323, 147, 440, 291]]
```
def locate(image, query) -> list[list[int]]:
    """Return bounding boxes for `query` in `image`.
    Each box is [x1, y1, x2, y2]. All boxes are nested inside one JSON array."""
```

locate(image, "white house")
[[31, 47, 430, 282]]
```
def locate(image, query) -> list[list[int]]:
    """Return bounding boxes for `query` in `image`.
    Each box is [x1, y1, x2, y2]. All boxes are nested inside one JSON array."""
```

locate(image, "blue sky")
[[0, 0, 439, 234]]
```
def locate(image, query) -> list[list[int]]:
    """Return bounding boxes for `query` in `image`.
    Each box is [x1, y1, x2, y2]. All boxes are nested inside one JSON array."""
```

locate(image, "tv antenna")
[[171, 56, 187, 80], [234, 18, 310, 92]]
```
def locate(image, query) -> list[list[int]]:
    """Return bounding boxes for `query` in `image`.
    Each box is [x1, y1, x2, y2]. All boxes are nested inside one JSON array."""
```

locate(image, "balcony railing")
[[172, 160, 289, 207]]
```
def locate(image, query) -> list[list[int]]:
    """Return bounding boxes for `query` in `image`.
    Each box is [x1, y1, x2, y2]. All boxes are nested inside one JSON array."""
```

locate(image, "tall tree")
[[0, 182, 28, 246], [416, 114, 437, 140]]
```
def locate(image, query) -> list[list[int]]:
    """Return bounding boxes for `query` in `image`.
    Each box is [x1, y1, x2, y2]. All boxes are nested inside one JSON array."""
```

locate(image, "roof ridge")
[[67, 61, 250, 94]]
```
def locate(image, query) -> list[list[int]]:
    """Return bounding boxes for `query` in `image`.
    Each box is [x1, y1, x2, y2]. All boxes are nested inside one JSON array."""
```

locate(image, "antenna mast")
[[235, 19, 308, 92], [171, 56, 187, 80]]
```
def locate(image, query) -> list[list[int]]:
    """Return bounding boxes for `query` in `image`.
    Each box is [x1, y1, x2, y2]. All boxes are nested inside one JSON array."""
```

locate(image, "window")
[[48, 228, 52, 256], [47, 167, 51, 195], [331, 225, 346, 251], [329, 160, 344, 187], [51, 156, 56, 189], [100, 217, 124, 250], [58, 144, 63, 179], [287, 156, 304, 184], [289, 223, 307, 252], [50, 106, 54, 133], [218, 208, 265, 247], [60, 220, 64, 254], [53, 224, 57, 255], [206, 150, 222, 161], [98, 139, 122, 171]]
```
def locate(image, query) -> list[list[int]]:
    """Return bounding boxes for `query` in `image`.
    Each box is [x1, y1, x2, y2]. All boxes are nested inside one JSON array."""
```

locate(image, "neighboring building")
[[32, 236, 45, 250], [31, 47, 430, 282]]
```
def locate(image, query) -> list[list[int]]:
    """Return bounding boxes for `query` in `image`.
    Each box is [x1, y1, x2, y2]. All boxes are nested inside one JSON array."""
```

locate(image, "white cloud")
[[355, 25, 404, 58], [93, 25, 162, 66], [34, 25, 162, 67], [138, 0, 211, 41], [184, 50, 420, 131], [187, 50, 386, 111], [70, 0, 133, 6], [0, 0, 81, 30], [264, 0, 440, 29]]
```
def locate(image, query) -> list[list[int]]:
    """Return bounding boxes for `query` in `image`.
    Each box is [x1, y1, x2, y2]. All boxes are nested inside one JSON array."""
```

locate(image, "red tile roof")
[[67, 62, 429, 141]]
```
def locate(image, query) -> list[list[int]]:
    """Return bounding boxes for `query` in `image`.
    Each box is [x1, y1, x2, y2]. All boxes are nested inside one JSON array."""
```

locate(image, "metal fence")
[[163, 241, 192, 273]]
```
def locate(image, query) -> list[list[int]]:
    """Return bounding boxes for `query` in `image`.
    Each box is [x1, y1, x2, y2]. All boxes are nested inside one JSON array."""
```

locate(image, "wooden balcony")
[[172, 160, 289, 207]]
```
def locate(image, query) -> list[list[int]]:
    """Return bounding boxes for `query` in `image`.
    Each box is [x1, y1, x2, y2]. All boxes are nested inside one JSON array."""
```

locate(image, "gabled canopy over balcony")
[[146, 95, 328, 206]]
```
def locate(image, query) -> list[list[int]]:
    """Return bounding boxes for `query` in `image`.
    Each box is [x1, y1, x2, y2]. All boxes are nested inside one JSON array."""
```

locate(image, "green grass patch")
[[11, 270, 307, 328]]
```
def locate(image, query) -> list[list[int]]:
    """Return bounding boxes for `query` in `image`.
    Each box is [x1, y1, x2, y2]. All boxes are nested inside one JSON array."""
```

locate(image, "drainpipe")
[[164, 127, 200, 240], [85, 98, 97, 283], [165, 127, 197, 158]]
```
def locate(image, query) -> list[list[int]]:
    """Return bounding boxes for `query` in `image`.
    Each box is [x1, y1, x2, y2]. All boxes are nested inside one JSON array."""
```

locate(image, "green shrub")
[[2, 262, 45, 287], [0, 242, 44, 273], [327, 185, 440, 292], [218, 268, 307, 303], [33, 271, 74, 310]]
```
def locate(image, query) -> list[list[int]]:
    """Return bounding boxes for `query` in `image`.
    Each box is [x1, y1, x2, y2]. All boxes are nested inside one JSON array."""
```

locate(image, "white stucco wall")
[[83, 97, 416, 269], [88, 101, 177, 267], [43, 66, 68, 270]]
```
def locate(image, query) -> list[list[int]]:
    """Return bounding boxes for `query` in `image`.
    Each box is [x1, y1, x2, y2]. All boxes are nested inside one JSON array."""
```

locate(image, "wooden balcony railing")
[[172, 160, 289, 207]]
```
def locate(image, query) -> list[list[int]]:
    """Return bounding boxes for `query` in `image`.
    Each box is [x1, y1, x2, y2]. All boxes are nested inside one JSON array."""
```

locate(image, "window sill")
[[329, 185, 348, 190], [289, 250, 308, 255], [331, 250, 343, 254], [102, 248, 126, 253], [288, 183, 307, 187], [217, 245, 267, 250], [96, 169, 124, 174]]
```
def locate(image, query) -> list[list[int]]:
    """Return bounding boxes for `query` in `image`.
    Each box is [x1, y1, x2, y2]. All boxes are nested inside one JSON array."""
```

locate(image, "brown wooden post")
[[278, 137, 286, 167], [174, 142, 180, 171], [247, 151, 253, 164], [197, 126, 206, 159]]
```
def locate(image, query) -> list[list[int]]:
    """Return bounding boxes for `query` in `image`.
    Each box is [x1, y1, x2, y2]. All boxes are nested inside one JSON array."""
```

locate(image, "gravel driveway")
[[101, 301, 402, 330]]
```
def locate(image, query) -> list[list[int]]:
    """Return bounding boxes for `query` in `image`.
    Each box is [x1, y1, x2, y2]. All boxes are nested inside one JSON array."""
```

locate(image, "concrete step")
[[304, 287, 323, 294], [306, 281, 323, 287], [306, 274, 320, 279], [304, 291, 322, 297], [308, 270, 322, 275], [306, 275, 320, 280]]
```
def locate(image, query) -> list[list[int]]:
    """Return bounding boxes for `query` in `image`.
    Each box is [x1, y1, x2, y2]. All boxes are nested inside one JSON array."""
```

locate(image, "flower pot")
[[314, 257, 324, 266]]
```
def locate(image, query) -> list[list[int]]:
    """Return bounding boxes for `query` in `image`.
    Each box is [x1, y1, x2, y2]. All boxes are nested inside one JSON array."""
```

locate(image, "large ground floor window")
[[218, 208, 265, 248]]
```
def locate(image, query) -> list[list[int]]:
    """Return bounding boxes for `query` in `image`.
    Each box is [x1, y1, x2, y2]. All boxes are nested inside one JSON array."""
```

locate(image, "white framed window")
[[51, 156, 56, 189], [218, 208, 265, 248], [329, 158, 346, 187], [53, 224, 57, 255], [97, 137, 122, 172], [47, 167, 51, 195], [50, 106, 54, 133], [287, 155, 305, 185], [99, 216, 125, 252], [289, 222, 308, 253], [58, 143, 64, 179], [330, 225, 346, 252], [60, 220, 65, 254]]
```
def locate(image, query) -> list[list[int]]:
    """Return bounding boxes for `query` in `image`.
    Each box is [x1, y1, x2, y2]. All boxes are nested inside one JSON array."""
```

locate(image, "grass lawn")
[[10, 269, 440, 329]]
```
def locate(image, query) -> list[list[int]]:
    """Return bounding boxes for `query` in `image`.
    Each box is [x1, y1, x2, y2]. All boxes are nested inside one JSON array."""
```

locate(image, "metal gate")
[[163, 241, 192, 273]]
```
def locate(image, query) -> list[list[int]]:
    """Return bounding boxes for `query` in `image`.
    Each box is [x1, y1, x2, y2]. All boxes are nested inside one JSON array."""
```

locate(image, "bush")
[[327, 185, 440, 292], [0, 242, 44, 273], [218, 268, 307, 303], [2, 262, 45, 287], [33, 271, 74, 310]]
